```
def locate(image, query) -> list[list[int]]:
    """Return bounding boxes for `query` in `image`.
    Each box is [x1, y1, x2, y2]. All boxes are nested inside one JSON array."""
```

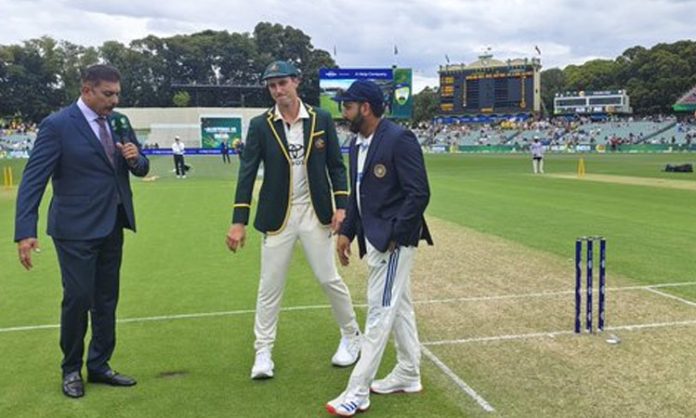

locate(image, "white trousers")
[[254, 203, 359, 352], [533, 158, 544, 174], [346, 241, 421, 397]]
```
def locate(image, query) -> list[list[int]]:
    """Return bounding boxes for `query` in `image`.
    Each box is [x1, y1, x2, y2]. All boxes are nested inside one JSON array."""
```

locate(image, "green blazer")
[[232, 103, 348, 234]]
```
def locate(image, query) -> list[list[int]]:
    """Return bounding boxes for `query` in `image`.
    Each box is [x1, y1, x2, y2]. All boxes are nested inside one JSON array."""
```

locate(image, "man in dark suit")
[[226, 60, 361, 379], [326, 80, 432, 416], [14, 64, 149, 398]]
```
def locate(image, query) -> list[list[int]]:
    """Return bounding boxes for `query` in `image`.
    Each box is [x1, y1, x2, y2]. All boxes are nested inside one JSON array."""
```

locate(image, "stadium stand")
[[416, 116, 682, 150]]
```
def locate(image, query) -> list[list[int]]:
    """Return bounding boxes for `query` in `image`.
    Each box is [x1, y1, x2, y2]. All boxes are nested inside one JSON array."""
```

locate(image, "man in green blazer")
[[226, 61, 362, 379]]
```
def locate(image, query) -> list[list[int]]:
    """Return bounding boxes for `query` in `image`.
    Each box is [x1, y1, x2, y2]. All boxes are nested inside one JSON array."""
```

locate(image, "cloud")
[[1, 0, 695, 91]]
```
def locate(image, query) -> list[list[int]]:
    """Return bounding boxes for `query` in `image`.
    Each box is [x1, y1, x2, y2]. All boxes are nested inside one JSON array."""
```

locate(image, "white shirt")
[[274, 100, 310, 205], [531, 141, 544, 158], [172, 141, 185, 155], [355, 132, 374, 215]]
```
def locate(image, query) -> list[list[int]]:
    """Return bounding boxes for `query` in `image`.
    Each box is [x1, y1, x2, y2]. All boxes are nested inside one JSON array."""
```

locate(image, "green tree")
[[253, 22, 335, 105], [540, 68, 565, 116], [172, 91, 191, 107], [0, 36, 64, 121], [412, 87, 439, 124]]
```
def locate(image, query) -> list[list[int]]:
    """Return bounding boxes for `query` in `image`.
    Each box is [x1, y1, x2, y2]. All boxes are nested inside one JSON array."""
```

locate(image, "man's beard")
[[348, 112, 364, 134]]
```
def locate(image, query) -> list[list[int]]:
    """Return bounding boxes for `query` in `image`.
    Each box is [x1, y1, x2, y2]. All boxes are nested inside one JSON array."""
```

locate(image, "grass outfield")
[[1, 152, 696, 417]]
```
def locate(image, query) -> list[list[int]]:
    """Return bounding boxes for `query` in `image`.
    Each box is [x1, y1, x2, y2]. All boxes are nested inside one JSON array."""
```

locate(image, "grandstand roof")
[[439, 55, 541, 73], [673, 84, 696, 112]]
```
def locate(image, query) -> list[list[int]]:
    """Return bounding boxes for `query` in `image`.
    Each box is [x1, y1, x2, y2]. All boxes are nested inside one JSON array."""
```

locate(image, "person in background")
[[531, 136, 545, 174], [221, 139, 231, 164], [172, 135, 186, 178]]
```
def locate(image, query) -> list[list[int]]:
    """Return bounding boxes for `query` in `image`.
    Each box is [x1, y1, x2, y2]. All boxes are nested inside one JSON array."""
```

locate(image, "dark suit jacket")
[[14, 104, 149, 242], [232, 103, 348, 234], [340, 118, 432, 256]]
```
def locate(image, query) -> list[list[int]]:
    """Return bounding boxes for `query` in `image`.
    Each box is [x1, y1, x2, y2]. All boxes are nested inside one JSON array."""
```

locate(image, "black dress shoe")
[[87, 369, 137, 387], [62, 372, 84, 398]]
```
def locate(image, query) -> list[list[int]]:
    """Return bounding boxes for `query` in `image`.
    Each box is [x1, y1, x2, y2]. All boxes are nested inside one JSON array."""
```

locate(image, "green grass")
[[426, 154, 696, 293], [2, 152, 696, 417]]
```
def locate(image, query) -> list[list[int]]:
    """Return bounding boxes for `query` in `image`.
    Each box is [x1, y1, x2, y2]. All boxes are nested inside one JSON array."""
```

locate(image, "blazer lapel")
[[69, 104, 114, 170], [303, 104, 317, 164], [265, 108, 291, 163], [363, 119, 388, 171], [350, 137, 358, 186]]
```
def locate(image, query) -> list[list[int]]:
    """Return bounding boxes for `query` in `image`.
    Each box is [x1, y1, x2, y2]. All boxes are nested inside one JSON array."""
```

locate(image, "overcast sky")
[[2, 0, 695, 92]]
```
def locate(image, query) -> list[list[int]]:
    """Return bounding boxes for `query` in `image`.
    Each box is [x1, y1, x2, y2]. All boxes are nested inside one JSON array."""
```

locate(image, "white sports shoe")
[[370, 372, 422, 394], [331, 334, 361, 367], [326, 392, 370, 416], [250, 350, 274, 379]]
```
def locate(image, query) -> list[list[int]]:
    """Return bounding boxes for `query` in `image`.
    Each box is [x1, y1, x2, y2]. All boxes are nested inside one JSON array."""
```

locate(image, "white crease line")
[[424, 331, 573, 345], [643, 288, 696, 308], [423, 319, 696, 346], [2, 281, 695, 334], [643, 281, 696, 289], [421, 345, 495, 413], [0, 303, 341, 334], [0, 324, 61, 333], [607, 319, 696, 330], [413, 281, 696, 306]]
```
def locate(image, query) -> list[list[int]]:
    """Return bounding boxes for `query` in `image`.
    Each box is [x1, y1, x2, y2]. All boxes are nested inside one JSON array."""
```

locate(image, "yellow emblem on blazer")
[[373, 164, 387, 178], [314, 138, 326, 150]]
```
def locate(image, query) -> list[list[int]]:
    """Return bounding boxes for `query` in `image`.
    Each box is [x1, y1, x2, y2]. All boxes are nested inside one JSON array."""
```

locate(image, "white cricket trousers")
[[533, 157, 544, 174], [346, 241, 421, 397], [254, 203, 359, 352]]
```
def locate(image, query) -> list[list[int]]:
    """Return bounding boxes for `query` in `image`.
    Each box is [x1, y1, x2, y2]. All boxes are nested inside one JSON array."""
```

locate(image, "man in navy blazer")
[[14, 64, 148, 398], [326, 80, 432, 416]]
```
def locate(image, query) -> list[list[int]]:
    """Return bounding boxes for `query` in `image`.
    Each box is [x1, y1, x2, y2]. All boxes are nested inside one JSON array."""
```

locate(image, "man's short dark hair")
[[368, 101, 385, 118], [81, 64, 121, 85]]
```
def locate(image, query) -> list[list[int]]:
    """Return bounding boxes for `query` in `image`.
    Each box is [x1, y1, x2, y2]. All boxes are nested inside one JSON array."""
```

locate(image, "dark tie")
[[96, 117, 115, 166]]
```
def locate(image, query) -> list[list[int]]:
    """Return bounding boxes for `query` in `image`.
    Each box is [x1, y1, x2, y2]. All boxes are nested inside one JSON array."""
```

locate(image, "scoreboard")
[[439, 55, 541, 116], [554, 90, 632, 115]]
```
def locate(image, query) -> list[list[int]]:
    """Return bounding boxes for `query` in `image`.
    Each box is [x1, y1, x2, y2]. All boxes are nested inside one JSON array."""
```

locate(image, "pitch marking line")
[[643, 287, 696, 308], [0, 304, 334, 333], [2, 281, 695, 334], [2, 284, 695, 414], [422, 319, 696, 346], [421, 345, 495, 412], [413, 281, 696, 306]]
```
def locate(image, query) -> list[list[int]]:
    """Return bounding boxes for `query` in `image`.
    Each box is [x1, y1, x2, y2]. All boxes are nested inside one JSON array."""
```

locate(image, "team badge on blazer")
[[314, 138, 326, 150], [373, 164, 387, 178]]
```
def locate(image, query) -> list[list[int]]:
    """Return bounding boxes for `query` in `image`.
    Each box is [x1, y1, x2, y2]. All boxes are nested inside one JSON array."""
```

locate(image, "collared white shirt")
[[172, 141, 185, 155], [77, 97, 109, 142], [274, 100, 310, 205], [355, 132, 374, 215]]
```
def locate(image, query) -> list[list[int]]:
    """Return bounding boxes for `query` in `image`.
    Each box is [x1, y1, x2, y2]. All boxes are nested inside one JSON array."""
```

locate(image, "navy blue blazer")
[[14, 103, 149, 242], [340, 118, 432, 256]]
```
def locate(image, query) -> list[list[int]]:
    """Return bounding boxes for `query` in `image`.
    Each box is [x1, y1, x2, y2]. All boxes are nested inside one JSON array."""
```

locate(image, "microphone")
[[110, 114, 131, 144]]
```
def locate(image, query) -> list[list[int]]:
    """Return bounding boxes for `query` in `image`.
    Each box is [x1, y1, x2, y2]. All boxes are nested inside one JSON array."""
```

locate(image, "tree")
[[540, 68, 565, 116], [0, 37, 65, 121], [253, 22, 335, 105], [172, 91, 191, 107], [412, 87, 439, 124], [3, 28, 694, 120], [542, 40, 696, 114]]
